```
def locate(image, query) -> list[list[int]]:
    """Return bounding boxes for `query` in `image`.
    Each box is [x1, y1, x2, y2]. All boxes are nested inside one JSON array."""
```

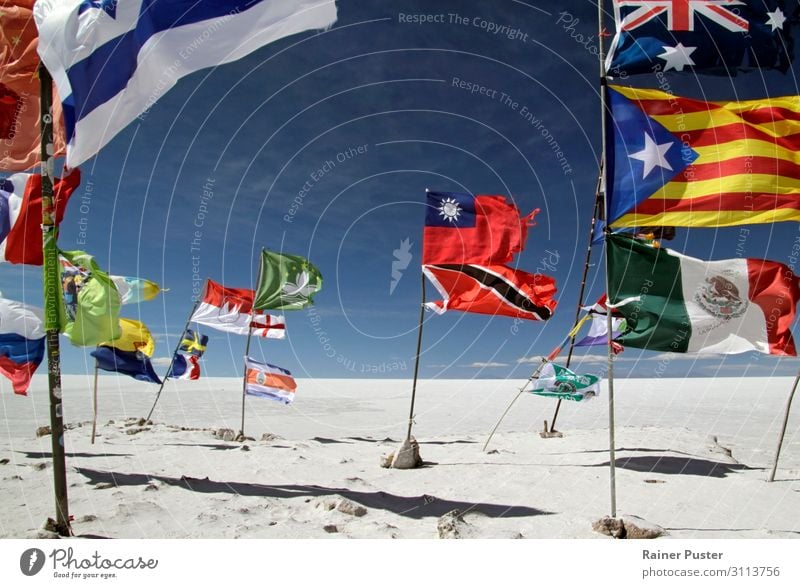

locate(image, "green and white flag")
[[529, 362, 600, 402], [253, 249, 322, 311], [607, 234, 800, 356]]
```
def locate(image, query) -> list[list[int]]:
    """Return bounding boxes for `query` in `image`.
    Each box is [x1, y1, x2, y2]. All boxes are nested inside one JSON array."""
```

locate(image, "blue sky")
[[3, 0, 800, 380]]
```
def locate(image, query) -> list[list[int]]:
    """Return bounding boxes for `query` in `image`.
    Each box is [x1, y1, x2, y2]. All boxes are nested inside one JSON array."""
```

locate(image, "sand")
[[0, 375, 798, 539]]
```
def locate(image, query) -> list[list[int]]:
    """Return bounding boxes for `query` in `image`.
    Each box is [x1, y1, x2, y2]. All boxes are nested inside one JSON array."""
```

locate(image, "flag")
[[423, 264, 557, 321], [529, 362, 600, 402], [423, 191, 537, 265], [575, 295, 626, 353], [0, 295, 44, 395], [100, 317, 154, 357], [606, 0, 793, 76], [90, 345, 161, 384], [59, 249, 121, 346], [244, 356, 296, 404], [167, 353, 200, 380], [34, 0, 338, 168], [179, 329, 208, 357], [0, 0, 66, 171], [0, 169, 80, 264], [253, 249, 322, 310], [607, 234, 800, 355], [191, 279, 286, 337], [109, 275, 163, 304], [607, 85, 800, 228]]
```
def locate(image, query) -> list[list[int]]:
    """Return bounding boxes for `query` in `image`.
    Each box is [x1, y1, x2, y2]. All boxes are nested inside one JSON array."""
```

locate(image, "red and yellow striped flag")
[[608, 85, 800, 228]]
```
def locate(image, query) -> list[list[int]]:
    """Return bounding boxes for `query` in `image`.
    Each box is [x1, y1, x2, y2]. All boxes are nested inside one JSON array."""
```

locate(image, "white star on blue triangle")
[[78, 0, 118, 19], [606, 87, 699, 223]]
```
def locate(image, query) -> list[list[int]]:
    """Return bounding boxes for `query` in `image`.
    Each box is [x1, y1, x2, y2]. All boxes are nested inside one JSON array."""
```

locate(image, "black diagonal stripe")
[[434, 264, 552, 320]]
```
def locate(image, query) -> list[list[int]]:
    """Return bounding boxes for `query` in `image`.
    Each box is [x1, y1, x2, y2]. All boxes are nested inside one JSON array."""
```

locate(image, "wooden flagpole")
[[406, 270, 427, 441], [145, 298, 199, 422], [39, 63, 71, 535], [239, 253, 265, 438], [483, 357, 548, 452], [483, 315, 592, 451], [91, 360, 99, 444], [768, 369, 800, 482], [598, 0, 618, 518], [547, 177, 603, 434]]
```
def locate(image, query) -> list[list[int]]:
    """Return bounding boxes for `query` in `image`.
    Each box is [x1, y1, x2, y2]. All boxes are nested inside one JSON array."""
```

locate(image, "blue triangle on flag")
[[606, 87, 698, 224]]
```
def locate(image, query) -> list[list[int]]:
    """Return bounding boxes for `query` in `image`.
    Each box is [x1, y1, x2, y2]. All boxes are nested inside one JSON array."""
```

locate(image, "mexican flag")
[[607, 234, 800, 356], [529, 363, 600, 402]]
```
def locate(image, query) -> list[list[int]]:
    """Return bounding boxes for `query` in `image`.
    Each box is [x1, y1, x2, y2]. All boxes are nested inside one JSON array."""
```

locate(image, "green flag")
[[529, 362, 600, 402], [253, 249, 322, 310], [59, 250, 121, 346]]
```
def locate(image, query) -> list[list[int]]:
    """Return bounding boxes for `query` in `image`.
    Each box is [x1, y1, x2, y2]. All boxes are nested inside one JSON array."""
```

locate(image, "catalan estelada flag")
[[244, 357, 296, 405], [607, 85, 800, 228]]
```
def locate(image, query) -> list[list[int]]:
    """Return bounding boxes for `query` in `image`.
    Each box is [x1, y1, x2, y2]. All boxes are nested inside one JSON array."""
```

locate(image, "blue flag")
[[606, 0, 794, 76], [35, 0, 338, 168], [91, 346, 162, 384], [179, 329, 208, 357]]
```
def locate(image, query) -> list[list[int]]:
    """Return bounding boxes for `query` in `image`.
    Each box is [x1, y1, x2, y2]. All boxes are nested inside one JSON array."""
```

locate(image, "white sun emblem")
[[438, 197, 461, 223]]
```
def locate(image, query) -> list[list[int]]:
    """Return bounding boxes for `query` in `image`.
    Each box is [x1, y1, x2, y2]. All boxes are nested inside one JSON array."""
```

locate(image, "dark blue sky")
[[3, 0, 800, 380]]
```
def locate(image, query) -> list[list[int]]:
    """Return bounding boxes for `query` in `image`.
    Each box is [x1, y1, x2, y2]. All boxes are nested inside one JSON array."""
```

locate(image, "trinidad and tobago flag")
[[423, 264, 557, 321]]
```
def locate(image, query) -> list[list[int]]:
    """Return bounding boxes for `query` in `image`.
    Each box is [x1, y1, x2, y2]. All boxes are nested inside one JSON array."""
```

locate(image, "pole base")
[[539, 420, 564, 438]]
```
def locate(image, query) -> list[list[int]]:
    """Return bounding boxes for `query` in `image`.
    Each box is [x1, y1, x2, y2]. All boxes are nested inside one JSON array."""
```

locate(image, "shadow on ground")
[[75, 467, 553, 520]]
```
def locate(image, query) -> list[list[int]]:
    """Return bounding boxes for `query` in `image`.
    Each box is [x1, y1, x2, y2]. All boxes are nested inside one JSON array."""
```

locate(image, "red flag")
[[0, 168, 81, 265], [423, 264, 557, 321], [0, 0, 66, 171], [423, 191, 537, 265], [190, 279, 286, 337]]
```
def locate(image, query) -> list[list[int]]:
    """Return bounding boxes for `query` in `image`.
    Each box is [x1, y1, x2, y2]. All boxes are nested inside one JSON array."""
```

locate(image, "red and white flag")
[[191, 279, 286, 338]]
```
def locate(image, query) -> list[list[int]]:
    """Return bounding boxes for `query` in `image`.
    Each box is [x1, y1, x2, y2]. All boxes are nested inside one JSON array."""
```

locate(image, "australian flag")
[[606, 0, 795, 76]]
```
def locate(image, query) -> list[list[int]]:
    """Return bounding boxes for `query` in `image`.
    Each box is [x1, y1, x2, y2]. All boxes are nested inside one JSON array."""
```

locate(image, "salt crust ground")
[[1, 375, 798, 539]]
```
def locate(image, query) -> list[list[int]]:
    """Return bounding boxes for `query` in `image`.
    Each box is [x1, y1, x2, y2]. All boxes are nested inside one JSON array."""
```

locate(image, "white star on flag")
[[765, 8, 786, 32], [658, 43, 697, 71], [629, 133, 673, 179]]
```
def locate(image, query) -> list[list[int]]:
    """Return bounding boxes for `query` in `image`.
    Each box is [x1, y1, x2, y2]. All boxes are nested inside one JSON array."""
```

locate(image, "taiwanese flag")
[[423, 264, 557, 321], [0, 169, 81, 265], [422, 191, 537, 265]]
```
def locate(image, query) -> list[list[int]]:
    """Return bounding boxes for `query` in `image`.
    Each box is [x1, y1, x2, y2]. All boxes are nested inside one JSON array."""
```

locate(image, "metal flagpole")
[[91, 360, 99, 444], [239, 253, 264, 438], [768, 369, 800, 482], [548, 179, 603, 434], [406, 271, 427, 441], [145, 298, 200, 422], [39, 64, 71, 535], [598, 0, 617, 518]]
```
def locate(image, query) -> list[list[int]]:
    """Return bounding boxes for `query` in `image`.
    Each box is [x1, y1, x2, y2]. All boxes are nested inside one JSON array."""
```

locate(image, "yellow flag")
[[101, 318, 155, 357]]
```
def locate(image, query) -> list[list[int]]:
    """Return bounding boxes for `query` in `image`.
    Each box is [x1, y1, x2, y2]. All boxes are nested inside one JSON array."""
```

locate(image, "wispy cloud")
[[462, 361, 509, 368]]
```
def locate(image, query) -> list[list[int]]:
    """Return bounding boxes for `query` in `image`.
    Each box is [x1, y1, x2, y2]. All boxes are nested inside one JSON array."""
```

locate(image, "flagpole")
[[767, 369, 800, 482], [598, 0, 617, 518], [483, 316, 590, 451], [483, 357, 547, 452], [145, 298, 199, 422], [240, 254, 264, 438], [548, 175, 603, 434], [91, 360, 99, 444], [38, 64, 71, 536], [406, 270, 427, 441]]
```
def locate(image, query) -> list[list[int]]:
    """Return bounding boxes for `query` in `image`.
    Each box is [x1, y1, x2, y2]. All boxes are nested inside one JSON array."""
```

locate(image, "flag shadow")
[[75, 467, 552, 520], [591, 455, 760, 478]]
